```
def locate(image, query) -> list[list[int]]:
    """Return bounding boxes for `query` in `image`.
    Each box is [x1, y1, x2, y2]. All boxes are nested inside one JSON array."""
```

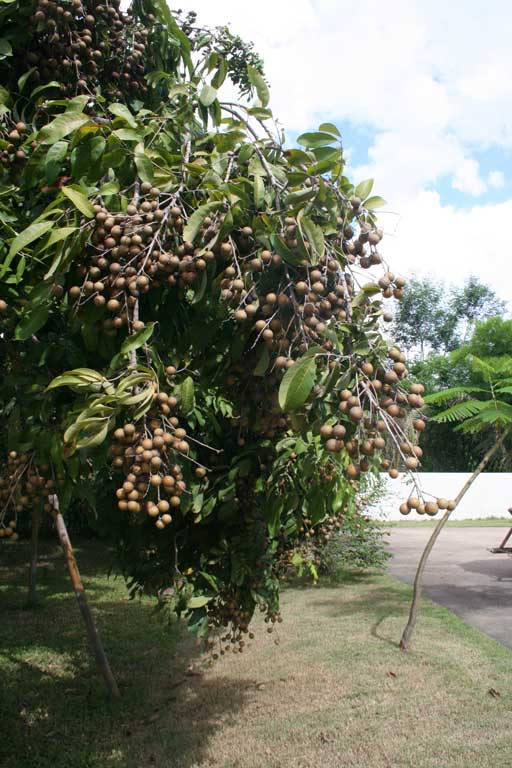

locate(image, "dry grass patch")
[[1, 542, 512, 768]]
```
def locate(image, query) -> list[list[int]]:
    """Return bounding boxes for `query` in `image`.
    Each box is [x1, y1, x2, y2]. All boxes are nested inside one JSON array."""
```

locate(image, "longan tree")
[[0, 0, 431, 691]]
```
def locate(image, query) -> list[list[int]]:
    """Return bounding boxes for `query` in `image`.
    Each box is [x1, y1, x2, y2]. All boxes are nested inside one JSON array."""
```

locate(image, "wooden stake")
[[27, 507, 40, 606], [399, 427, 511, 651], [50, 495, 120, 698]]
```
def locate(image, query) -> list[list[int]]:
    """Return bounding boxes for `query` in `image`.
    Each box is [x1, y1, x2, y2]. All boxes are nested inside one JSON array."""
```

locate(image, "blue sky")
[[188, 0, 512, 307]]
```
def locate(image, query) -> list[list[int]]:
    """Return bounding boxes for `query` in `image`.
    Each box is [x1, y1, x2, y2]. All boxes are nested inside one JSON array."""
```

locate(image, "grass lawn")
[[382, 517, 511, 528], [1, 540, 512, 768]]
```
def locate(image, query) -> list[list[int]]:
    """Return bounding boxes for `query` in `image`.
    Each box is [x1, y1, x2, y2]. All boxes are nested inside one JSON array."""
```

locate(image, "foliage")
[[469, 316, 512, 358], [392, 275, 506, 359], [318, 474, 391, 577], [425, 356, 512, 433], [0, 0, 427, 645], [319, 513, 390, 576], [411, 318, 512, 471], [422, 355, 512, 471]]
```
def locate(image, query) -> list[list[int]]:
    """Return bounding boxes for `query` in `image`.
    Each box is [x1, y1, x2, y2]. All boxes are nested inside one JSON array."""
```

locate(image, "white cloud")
[[379, 190, 512, 304], [488, 170, 505, 188], [184, 0, 511, 306]]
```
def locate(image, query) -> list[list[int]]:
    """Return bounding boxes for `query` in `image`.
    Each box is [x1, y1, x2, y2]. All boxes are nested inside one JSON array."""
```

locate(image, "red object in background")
[[490, 507, 512, 553]]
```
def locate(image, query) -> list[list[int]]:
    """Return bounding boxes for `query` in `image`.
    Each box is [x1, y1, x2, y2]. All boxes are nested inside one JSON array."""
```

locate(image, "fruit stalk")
[[399, 426, 511, 651]]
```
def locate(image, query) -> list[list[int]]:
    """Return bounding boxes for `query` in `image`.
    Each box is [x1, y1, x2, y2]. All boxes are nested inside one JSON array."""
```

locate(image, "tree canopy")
[[0, 0, 428, 648], [392, 275, 506, 359]]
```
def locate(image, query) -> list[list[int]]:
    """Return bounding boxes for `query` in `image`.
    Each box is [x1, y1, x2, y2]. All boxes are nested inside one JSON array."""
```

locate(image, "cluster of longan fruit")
[[0, 121, 33, 169], [110, 405, 206, 531], [67, 186, 217, 333], [207, 598, 282, 656], [20, 0, 150, 101], [314, 349, 426, 479], [399, 496, 456, 517], [226, 359, 291, 441], [0, 451, 57, 541], [342, 215, 384, 269], [200, 213, 400, 386]]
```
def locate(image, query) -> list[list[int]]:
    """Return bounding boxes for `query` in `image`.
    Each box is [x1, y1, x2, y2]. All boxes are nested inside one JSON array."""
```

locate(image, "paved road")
[[386, 527, 512, 650]]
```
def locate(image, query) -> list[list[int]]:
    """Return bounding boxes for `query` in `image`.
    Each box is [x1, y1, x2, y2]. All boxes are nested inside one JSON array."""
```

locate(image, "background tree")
[[412, 317, 512, 471], [0, 0, 430, 690], [392, 275, 506, 360]]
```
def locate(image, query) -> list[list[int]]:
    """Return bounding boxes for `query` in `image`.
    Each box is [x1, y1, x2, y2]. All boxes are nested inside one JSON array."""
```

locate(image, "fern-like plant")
[[424, 355, 512, 433]]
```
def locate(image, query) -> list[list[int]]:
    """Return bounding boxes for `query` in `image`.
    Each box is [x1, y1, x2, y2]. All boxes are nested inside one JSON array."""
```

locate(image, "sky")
[[183, 0, 512, 308]]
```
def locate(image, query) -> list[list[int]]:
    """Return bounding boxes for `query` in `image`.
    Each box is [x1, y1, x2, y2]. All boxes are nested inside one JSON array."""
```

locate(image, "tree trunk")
[[50, 495, 120, 698], [27, 507, 40, 606], [399, 428, 510, 651]]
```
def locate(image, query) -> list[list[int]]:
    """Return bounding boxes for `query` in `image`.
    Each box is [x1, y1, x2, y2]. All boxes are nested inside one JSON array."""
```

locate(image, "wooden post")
[[27, 507, 40, 606], [50, 495, 120, 698], [399, 427, 511, 651]]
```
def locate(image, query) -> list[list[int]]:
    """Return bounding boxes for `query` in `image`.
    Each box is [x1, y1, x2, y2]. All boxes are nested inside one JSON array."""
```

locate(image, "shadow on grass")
[[310, 578, 411, 648], [0, 540, 253, 768]]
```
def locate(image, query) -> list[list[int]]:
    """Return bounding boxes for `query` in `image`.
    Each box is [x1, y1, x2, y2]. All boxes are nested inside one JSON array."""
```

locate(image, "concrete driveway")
[[386, 526, 512, 650]]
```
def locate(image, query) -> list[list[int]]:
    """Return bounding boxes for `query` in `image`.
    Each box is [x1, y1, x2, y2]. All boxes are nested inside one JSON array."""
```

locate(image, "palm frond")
[[432, 399, 491, 423], [455, 402, 512, 432], [496, 386, 512, 396], [423, 386, 486, 406]]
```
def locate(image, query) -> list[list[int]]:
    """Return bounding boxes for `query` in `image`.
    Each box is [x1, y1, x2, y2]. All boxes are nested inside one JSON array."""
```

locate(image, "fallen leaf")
[[488, 688, 501, 698], [387, 671, 397, 678]]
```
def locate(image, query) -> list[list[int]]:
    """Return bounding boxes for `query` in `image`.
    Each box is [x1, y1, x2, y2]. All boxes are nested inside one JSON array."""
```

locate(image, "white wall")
[[367, 473, 512, 521]]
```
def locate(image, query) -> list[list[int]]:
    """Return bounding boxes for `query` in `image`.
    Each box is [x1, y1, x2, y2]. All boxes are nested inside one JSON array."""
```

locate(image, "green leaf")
[[45, 140, 68, 184], [7, 221, 54, 264], [254, 346, 270, 376], [211, 57, 227, 89], [355, 179, 374, 200], [299, 216, 325, 265], [30, 81, 60, 99], [18, 67, 36, 92], [318, 122, 341, 138], [76, 420, 109, 450], [134, 145, 154, 184], [112, 128, 143, 141], [297, 132, 337, 149], [183, 202, 222, 243], [284, 188, 317, 207], [109, 102, 137, 128], [270, 233, 301, 266], [120, 322, 156, 355], [61, 186, 95, 218], [42, 227, 77, 276], [39, 112, 90, 145], [15, 304, 50, 341], [265, 497, 283, 537], [0, 38, 12, 61], [187, 596, 211, 609], [98, 181, 120, 197], [278, 354, 317, 411], [253, 174, 265, 210], [47, 369, 105, 391], [199, 84, 218, 107], [180, 376, 195, 415], [247, 65, 270, 107], [432, 399, 490, 423], [423, 386, 485, 405], [364, 196, 387, 211]]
